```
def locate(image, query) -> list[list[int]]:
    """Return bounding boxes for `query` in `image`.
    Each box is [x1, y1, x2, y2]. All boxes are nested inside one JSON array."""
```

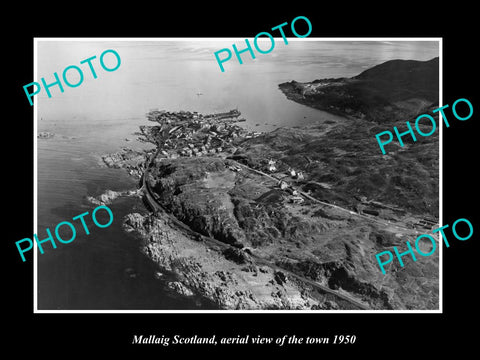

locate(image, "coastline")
[[99, 104, 439, 310], [91, 57, 440, 310]]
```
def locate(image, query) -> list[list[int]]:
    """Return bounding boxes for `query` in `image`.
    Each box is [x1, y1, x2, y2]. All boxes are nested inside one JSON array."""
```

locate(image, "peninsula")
[[101, 57, 440, 310]]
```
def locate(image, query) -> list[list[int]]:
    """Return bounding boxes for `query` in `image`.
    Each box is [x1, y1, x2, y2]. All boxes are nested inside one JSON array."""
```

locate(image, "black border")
[[6, 4, 479, 355]]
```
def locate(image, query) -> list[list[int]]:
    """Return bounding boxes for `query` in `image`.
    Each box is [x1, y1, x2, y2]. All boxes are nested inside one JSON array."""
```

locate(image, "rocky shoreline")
[[95, 58, 440, 310], [86, 188, 140, 206], [122, 211, 319, 309], [99, 105, 439, 309]]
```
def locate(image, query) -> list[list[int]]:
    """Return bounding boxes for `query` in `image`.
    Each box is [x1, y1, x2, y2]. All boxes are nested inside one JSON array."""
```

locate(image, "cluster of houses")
[[266, 159, 306, 204], [140, 109, 312, 207], [139, 109, 260, 159]]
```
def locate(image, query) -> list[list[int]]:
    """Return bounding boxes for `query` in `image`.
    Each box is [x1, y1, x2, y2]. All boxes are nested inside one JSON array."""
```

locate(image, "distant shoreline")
[[278, 57, 439, 123]]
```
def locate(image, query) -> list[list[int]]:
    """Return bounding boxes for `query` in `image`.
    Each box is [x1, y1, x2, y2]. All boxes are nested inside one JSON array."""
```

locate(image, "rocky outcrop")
[[122, 212, 318, 309], [87, 189, 140, 206], [136, 147, 438, 310], [38, 131, 55, 139], [101, 148, 147, 178]]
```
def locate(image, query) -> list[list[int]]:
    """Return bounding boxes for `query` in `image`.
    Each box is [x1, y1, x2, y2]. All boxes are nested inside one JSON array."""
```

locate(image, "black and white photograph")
[[34, 39, 440, 311]]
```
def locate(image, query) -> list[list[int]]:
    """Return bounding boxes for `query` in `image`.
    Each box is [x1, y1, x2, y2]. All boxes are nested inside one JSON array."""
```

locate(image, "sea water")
[[36, 40, 439, 310]]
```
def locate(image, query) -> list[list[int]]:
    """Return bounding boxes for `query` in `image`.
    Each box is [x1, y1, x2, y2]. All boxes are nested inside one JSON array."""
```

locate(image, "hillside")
[[100, 58, 441, 310], [279, 57, 439, 122]]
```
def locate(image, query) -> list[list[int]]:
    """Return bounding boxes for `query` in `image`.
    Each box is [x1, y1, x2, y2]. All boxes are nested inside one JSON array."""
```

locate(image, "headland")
[[99, 57, 440, 310]]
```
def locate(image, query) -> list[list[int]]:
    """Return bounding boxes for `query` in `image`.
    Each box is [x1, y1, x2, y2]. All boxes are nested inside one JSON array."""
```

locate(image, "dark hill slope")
[[279, 57, 439, 122], [353, 57, 439, 102]]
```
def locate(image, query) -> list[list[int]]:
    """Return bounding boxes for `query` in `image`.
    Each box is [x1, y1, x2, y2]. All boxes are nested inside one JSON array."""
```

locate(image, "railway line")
[[230, 161, 415, 233], [140, 146, 371, 310]]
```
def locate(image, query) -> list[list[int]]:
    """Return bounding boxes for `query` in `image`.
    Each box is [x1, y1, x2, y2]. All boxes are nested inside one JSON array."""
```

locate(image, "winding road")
[[140, 145, 371, 310]]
